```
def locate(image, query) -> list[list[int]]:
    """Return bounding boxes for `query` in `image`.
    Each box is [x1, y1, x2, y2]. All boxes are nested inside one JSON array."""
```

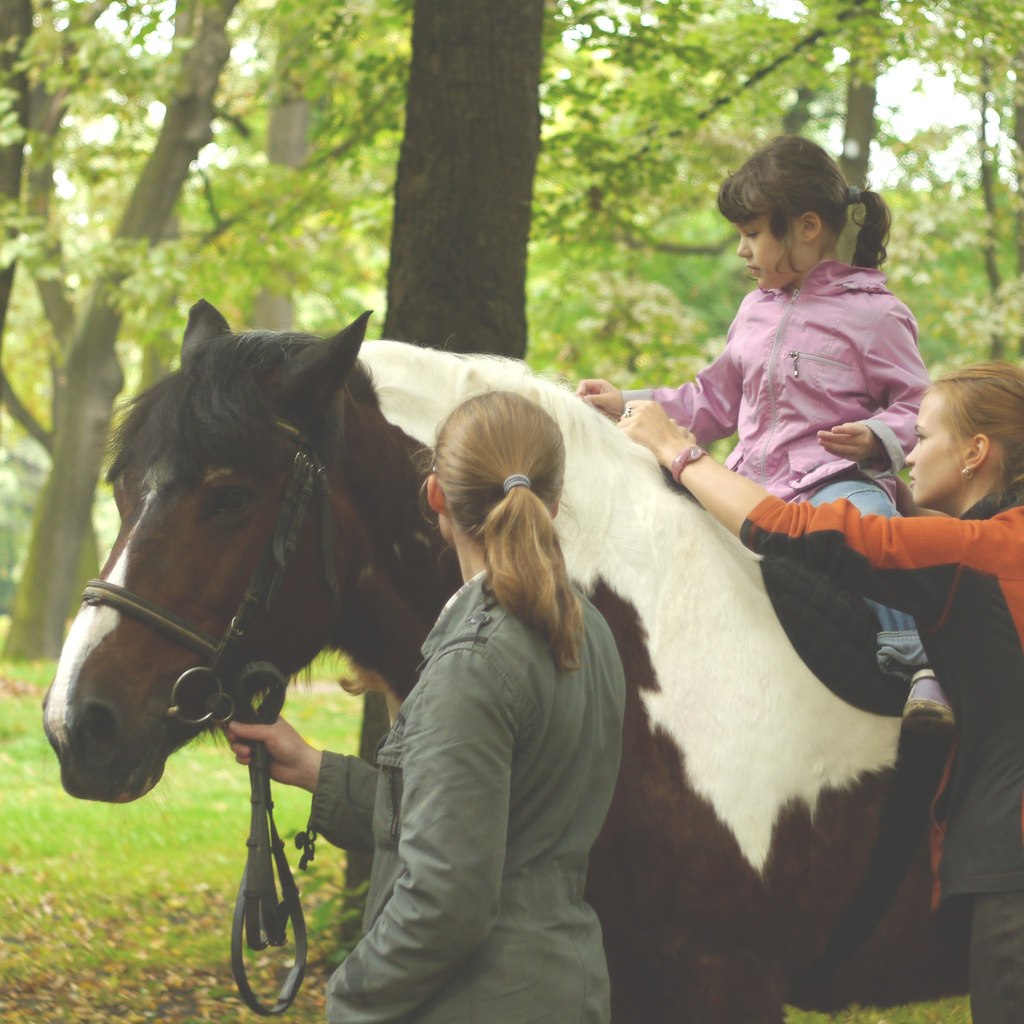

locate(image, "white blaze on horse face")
[[359, 340, 903, 874], [46, 486, 153, 746]]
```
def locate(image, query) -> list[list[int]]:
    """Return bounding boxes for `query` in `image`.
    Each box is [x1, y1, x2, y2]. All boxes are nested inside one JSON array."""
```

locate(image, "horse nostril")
[[71, 698, 121, 767]]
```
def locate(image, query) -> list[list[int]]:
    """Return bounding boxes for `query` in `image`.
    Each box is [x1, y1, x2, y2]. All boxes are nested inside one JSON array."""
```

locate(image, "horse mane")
[[358, 340, 758, 594], [107, 329, 375, 484]]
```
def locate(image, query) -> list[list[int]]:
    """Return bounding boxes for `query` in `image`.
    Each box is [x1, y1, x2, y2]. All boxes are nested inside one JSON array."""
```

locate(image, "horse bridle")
[[81, 418, 340, 1016]]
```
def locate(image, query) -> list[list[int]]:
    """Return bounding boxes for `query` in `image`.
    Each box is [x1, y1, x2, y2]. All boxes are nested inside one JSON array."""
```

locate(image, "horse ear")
[[278, 311, 373, 410], [182, 299, 231, 362]]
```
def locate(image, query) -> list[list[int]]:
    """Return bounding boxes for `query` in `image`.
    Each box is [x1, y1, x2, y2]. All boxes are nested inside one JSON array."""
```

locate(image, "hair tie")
[[847, 185, 862, 206], [503, 474, 531, 495]]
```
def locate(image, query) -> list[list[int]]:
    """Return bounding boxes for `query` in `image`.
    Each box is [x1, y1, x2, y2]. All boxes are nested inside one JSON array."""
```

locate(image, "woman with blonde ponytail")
[[428, 390, 583, 671], [228, 391, 626, 1024]]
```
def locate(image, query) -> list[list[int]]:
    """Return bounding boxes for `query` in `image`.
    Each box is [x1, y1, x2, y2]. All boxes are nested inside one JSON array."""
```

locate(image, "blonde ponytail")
[[484, 486, 582, 672], [432, 392, 583, 672]]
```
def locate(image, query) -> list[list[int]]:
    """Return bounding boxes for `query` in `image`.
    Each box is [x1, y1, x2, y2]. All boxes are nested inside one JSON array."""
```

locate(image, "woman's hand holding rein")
[[225, 717, 323, 794]]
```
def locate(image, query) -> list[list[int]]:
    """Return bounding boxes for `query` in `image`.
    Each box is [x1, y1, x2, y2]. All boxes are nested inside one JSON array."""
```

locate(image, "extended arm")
[[646, 344, 745, 447], [619, 401, 967, 627]]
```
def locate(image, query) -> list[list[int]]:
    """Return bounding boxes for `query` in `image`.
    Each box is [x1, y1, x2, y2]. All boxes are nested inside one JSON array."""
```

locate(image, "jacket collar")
[[420, 572, 495, 659], [759, 259, 890, 299], [961, 487, 1024, 521]]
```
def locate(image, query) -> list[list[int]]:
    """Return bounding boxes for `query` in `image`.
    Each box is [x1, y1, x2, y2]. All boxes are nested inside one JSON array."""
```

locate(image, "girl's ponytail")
[[432, 391, 583, 672], [849, 188, 892, 269]]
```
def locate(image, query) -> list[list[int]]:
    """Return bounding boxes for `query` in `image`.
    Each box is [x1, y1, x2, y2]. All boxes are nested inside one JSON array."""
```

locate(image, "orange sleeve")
[[741, 495, 976, 629]]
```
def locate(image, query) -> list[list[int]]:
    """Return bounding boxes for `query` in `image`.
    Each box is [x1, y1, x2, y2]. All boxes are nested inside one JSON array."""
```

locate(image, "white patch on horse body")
[[46, 487, 154, 745], [359, 340, 901, 873]]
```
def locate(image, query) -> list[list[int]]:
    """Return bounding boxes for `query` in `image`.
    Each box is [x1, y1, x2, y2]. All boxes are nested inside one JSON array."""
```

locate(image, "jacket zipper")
[[760, 289, 800, 487], [789, 350, 850, 378]]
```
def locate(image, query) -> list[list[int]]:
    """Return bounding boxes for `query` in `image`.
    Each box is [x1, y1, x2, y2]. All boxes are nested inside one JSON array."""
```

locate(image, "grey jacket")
[[309, 576, 626, 1023]]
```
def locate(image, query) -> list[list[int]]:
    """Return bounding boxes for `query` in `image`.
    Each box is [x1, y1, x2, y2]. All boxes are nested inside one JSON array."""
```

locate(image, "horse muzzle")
[[43, 687, 168, 802]]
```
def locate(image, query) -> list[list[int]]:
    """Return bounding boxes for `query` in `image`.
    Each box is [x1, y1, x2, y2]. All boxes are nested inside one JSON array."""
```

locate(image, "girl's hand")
[[817, 422, 883, 464], [618, 400, 694, 469], [225, 717, 323, 793], [576, 379, 625, 419]]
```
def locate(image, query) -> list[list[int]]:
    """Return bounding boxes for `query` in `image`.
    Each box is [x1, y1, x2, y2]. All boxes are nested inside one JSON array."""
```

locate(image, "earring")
[[962, 466, 974, 480]]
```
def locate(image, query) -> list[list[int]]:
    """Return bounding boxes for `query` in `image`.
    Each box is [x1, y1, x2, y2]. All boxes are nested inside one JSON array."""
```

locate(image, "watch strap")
[[671, 445, 705, 483]]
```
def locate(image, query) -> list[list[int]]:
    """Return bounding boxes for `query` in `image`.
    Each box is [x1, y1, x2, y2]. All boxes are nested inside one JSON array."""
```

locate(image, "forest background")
[[2, 0, 1023, 655]]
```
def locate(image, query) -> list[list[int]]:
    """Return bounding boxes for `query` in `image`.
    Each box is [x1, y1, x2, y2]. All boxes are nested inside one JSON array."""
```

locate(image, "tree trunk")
[[383, 0, 544, 358], [838, 72, 877, 265], [338, 688, 391, 948], [1013, 51, 1024, 357], [340, 0, 547, 946], [782, 85, 816, 136], [252, 38, 310, 330], [978, 61, 1005, 360], [3, 0, 241, 660]]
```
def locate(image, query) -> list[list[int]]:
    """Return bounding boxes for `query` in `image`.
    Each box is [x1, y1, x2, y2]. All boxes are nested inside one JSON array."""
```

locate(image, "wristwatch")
[[670, 445, 706, 483]]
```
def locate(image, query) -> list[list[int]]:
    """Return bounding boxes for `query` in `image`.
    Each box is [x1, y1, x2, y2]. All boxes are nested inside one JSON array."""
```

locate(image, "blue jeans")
[[807, 476, 927, 678]]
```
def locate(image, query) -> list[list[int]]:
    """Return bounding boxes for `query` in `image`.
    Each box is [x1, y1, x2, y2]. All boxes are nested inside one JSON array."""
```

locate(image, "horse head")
[[44, 301, 454, 802]]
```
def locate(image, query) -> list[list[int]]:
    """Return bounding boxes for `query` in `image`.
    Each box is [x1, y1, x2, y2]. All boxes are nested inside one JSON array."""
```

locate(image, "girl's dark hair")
[[716, 135, 891, 269], [433, 391, 583, 672]]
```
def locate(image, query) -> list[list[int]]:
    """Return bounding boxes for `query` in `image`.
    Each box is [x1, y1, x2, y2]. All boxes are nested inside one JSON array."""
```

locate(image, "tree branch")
[[697, 0, 870, 124], [615, 227, 734, 258], [0, 368, 52, 453], [24, 0, 119, 350]]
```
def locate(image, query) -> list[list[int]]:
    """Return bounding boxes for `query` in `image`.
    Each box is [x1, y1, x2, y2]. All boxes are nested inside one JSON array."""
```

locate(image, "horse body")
[[44, 310, 966, 1021]]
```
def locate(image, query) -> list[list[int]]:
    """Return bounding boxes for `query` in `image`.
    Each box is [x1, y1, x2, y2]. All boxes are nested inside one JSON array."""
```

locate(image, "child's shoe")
[[902, 669, 955, 735]]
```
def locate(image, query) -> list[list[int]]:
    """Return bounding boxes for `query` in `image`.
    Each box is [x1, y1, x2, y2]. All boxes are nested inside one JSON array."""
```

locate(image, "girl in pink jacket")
[[578, 135, 950, 732]]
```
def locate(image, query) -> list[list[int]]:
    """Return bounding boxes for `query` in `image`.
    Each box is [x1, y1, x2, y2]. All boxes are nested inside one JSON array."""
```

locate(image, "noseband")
[[81, 418, 341, 1015]]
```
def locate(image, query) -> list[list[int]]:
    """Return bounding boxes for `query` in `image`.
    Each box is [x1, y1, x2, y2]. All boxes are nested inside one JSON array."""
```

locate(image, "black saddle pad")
[[760, 555, 906, 717]]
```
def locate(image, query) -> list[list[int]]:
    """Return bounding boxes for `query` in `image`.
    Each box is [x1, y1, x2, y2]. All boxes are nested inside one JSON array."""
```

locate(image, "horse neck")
[[328, 409, 459, 700]]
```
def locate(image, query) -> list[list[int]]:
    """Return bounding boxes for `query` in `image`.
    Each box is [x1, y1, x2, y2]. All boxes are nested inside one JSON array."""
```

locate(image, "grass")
[[1, 656, 361, 1024], [0, 659, 970, 1023]]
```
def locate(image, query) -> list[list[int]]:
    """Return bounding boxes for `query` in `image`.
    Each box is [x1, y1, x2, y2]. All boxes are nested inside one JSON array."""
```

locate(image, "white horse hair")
[[360, 340, 901, 872]]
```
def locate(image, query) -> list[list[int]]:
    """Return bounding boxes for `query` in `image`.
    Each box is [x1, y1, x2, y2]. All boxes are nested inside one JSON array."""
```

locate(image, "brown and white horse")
[[43, 304, 967, 1022]]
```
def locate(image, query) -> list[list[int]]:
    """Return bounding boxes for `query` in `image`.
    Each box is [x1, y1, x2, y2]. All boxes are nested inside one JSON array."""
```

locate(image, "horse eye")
[[210, 486, 252, 515]]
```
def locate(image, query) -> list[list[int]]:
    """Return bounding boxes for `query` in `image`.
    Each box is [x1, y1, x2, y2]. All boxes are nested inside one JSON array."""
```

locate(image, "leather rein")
[[81, 419, 340, 1015]]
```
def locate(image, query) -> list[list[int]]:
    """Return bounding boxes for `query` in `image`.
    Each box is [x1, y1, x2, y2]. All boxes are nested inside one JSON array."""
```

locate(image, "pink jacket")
[[624, 261, 928, 502]]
